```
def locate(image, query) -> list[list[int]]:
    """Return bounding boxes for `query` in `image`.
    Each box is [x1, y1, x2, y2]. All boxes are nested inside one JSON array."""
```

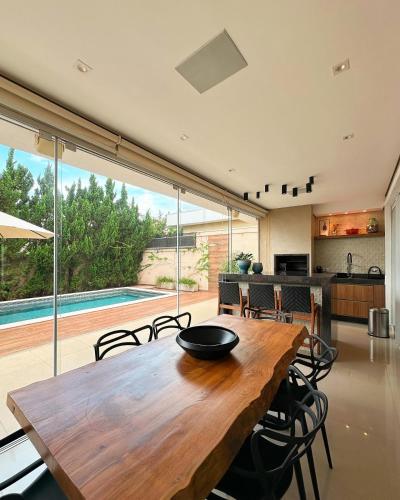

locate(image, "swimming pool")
[[0, 288, 170, 327]]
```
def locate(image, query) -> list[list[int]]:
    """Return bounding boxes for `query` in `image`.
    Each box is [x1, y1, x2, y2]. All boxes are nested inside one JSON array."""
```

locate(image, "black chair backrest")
[[250, 366, 328, 497], [294, 334, 338, 385], [94, 325, 151, 360], [0, 429, 44, 493], [152, 312, 191, 340], [281, 285, 311, 313], [219, 281, 241, 305], [248, 283, 275, 310], [243, 306, 293, 323]]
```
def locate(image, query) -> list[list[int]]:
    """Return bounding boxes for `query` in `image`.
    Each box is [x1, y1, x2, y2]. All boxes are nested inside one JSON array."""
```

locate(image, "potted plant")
[[178, 277, 199, 292], [155, 275, 175, 290], [234, 252, 254, 274]]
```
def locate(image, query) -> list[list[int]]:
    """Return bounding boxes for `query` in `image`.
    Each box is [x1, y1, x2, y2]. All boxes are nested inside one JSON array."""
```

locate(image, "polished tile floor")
[[1, 319, 399, 498]]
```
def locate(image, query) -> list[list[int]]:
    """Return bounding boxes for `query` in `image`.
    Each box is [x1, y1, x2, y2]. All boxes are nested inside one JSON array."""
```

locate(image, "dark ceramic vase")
[[237, 259, 251, 274], [252, 262, 263, 274]]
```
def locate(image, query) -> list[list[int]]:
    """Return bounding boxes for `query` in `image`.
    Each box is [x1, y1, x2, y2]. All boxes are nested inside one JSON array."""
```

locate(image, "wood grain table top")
[[7, 315, 307, 500]]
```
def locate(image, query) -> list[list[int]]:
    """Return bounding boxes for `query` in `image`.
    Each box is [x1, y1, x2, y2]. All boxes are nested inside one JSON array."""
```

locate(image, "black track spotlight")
[[282, 184, 287, 194], [292, 187, 298, 197], [306, 182, 312, 193], [309, 176, 314, 185], [264, 184, 269, 193], [243, 192, 248, 201], [256, 191, 260, 199]]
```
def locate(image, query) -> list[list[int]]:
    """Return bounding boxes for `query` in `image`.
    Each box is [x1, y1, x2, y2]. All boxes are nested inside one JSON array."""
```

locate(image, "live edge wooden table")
[[7, 315, 307, 500]]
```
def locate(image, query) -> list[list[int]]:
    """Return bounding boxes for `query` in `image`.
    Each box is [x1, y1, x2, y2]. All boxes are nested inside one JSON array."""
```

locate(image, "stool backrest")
[[219, 281, 241, 305], [248, 283, 275, 310], [281, 285, 311, 313]]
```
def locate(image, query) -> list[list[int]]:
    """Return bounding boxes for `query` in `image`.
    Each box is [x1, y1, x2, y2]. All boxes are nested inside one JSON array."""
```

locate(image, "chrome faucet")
[[346, 252, 353, 277]]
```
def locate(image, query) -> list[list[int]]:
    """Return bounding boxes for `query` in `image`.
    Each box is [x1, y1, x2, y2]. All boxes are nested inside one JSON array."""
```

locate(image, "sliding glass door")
[[0, 111, 260, 435], [0, 117, 54, 436]]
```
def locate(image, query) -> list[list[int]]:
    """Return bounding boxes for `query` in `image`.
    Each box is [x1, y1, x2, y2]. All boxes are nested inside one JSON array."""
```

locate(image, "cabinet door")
[[352, 301, 372, 318], [334, 299, 354, 316], [336, 284, 354, 300], [331, 284, 337, 299], [373, 285, 385, 308], [353, 285, 373, 302]]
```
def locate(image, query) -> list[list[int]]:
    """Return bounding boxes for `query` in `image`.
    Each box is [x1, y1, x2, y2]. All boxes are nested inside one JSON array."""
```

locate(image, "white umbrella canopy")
[[0, 211, 53, 239]]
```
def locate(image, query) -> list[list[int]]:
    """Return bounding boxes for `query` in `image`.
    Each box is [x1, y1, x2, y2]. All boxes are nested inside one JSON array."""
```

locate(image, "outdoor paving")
[[0, 290, 217, 356], [0, 295, 218, 437]]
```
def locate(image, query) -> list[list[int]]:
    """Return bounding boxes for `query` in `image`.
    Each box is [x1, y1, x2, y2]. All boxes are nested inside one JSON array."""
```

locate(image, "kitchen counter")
[[219, 273, 334, 345], [332, 273, 385, 285]]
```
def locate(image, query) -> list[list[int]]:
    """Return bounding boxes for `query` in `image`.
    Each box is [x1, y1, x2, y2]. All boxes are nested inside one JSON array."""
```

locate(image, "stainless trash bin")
[[368, 308, 390, 338]]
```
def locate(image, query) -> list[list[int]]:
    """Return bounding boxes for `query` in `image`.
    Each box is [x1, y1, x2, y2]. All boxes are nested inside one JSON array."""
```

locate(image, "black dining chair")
[[218, 282, 245, 316], [0, 429, 66, 499], [261, 335, 338, 500], [210, 366, 328, 500], [93, 324, 152, 360], [243, 306, 293, 323], [151, 312, 191, 340]]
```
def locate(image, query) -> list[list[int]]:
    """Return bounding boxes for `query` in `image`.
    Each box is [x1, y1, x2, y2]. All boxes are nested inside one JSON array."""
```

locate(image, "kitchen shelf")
[[315, 231, 385, 240]]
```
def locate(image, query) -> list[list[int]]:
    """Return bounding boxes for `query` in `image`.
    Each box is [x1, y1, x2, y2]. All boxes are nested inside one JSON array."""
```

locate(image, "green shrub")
[[178, 277, 197, 286], [156, 275, 175, 286]]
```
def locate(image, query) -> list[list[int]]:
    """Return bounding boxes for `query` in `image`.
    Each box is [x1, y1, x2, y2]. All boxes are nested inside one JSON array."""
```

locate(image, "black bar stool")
[[279, 285, 320, 335], [218, 282, 245, 316]]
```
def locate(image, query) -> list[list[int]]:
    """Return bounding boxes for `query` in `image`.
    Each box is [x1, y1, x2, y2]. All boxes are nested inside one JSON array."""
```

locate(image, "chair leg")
[[316, 307, 321, 337], [300, 414, 320, 500], [321, 423, 333, 469], [294, 460, 307, 500]]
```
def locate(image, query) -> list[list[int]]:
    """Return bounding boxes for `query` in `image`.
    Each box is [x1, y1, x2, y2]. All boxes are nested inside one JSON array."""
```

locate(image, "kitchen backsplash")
[[314, 237, 385, 273]]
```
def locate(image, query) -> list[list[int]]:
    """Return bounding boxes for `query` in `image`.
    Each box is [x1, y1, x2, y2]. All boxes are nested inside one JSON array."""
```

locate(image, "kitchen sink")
[[335, 272, 384, 280]]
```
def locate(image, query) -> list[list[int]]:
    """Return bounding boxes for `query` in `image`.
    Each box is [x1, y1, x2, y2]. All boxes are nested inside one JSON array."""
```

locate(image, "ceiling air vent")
[[175, 30, 248, 93]]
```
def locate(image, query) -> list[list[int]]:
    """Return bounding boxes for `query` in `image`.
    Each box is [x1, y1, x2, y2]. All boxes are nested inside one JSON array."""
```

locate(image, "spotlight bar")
[[292, 187, 298, 197], [243, 192, 248, 201], [282, 184, 287, 194], [309, 176, 314, 185], [256, 192, 260, 199], [306, 182, 312, 193], [264, 184, 269, 192]]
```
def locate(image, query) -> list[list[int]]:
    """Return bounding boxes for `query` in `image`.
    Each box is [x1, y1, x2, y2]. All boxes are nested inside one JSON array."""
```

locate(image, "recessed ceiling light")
[[363, 209, 367, 213], [345, 212, 349, 215], [228, 168, 236, 173], [329, 213, 333, 216], [75, 59, 92, 73], [180, 134, 189, 141], [343, 133, 354, 141], [333, 58, 350, 75]]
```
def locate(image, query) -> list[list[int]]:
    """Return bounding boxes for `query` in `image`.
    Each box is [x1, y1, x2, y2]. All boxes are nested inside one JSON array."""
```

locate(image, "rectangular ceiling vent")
[[175, 30, 248, 94]]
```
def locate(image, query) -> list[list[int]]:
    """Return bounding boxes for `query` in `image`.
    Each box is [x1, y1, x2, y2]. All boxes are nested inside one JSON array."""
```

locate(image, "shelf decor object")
[[367, 217, 379, 233], [319, 218, 330, 236]]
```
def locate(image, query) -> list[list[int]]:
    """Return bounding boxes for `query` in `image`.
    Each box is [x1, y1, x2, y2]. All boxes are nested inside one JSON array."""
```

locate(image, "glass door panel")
[[0, 118, 54, 436], [178, 190, 229, 323], [57, 145, 178, 371]]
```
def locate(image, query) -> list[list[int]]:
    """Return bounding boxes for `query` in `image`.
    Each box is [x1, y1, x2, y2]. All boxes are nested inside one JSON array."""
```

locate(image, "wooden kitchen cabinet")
[[331, 283, 384, 319]]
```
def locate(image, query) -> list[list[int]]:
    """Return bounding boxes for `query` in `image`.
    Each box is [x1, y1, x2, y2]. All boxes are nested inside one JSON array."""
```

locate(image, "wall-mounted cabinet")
[[315, 210, 384, 239]]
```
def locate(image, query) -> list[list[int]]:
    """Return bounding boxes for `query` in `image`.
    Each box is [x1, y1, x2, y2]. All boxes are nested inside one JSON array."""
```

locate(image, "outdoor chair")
[[151, 312, 191, 340], [218, 282, 245, 316], [278, 285, 320, 336], [93, 324, 152, 360]]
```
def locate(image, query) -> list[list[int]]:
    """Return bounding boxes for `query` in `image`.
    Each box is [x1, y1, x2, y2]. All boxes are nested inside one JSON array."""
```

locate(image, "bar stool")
[[279, 285, 320, 335], [218, 282, 245, 316], [247, 283, 278, 317]]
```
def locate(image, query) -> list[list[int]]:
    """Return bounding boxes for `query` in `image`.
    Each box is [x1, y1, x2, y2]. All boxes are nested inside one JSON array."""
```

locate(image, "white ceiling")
[[0, 1, 399, 215]]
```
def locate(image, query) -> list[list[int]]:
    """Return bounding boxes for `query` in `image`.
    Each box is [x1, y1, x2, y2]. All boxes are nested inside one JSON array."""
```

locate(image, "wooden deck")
[[0, 291, 217, 357]]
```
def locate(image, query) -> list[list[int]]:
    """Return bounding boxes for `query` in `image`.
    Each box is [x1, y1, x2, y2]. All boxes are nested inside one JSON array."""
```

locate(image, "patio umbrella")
[[0, 210, 53, 284], [0, 211, 53, 239]]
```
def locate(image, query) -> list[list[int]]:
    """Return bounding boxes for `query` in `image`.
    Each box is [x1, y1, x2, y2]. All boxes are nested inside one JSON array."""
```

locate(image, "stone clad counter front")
[[219, 273, 335, 345]]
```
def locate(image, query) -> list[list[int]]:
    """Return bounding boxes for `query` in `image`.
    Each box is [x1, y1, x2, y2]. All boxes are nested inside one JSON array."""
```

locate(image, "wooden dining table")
[[7, 314, 307, 500]]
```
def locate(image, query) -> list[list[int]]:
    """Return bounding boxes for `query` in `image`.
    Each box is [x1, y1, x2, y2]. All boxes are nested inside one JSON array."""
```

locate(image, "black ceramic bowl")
[[176, 325, 239, 360]]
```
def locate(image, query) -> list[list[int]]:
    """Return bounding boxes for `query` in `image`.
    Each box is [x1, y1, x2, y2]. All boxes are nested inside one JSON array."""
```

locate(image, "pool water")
[[0, 289, 163, 325]]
